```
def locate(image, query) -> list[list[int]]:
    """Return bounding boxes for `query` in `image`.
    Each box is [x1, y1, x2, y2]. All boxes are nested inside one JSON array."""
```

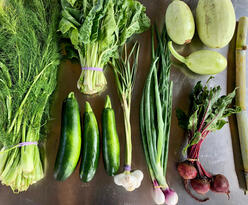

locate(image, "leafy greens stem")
[[77, 45, 106, 95]]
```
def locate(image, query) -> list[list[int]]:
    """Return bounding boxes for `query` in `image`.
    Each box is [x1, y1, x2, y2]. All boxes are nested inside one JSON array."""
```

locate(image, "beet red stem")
[[187, 131, 212, 179], [199, 163, 212, 178], [196, 162, 204, 177], [198, 100, 211, 132]]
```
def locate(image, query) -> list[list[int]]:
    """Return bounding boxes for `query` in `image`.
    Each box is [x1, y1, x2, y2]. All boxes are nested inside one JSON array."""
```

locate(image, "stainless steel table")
[[0, 0, 248, 204]]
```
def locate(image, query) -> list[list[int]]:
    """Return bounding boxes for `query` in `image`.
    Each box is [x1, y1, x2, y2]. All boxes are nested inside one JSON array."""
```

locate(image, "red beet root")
[[191, 178, 210, 195], [177, 162, 198, 180], [211, 174, 230, 199], [184, 179, 209, 202]]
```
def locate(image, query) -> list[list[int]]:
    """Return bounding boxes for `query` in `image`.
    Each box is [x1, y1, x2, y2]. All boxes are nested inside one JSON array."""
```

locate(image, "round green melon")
[[165, 0, 195, 45]]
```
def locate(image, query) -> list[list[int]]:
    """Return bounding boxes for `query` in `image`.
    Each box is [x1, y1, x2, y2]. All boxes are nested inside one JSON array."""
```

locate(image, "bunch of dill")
[[0, 0, 60, 192]]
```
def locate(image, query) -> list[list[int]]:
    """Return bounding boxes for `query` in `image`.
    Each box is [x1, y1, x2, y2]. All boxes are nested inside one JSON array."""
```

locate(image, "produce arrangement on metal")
[[0, 0, 247, 204]]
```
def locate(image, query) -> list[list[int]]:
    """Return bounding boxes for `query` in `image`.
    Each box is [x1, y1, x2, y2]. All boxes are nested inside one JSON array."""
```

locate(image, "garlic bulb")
[[114, 170, 143, 191]]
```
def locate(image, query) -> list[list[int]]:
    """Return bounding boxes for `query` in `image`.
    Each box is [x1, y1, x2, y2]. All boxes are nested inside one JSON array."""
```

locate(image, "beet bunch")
[[176, 79, 240, 202]]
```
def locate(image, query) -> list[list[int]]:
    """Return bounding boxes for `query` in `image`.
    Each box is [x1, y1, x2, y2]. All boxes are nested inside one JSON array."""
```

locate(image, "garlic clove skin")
[[113, 172, 125, 186], [114, 172, 137, 191], [132, 170, 144, 189]]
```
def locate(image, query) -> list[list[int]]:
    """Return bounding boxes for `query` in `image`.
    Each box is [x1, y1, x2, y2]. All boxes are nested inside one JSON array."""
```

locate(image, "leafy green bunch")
[[59, 0, 150, 95]]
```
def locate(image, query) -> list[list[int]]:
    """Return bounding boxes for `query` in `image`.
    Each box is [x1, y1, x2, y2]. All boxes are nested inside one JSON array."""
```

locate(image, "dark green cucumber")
[[80, 102, 100, 182], [102, 96, 120, 176], [54, 92, 81, 181]]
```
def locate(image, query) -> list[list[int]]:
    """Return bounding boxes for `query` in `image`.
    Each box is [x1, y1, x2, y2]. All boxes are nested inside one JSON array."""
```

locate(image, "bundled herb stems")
[[140, 27, 178, 205], [0, 0, 60, 192]]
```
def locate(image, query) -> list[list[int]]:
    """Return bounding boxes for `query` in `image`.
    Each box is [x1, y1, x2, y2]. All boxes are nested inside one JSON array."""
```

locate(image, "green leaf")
[[70, 29, 79, 47], [119, 1, 150, 45], [187, 107, 199, 132], [91, 11, 105, 42], [191, 79, 221, 127], [204, 88, 240, 131], [60, 4, 81, 27], [59, 18, 76, 35], [67, 0, 76, 6], [223, 106, 241, 117], [211, 119, 227, 131], [191, 132, 202, 145], [176, 109, 188, 130], [99, 1, 117, 49], [79, 9, 96, 44], [183, 132, 201, 155], [182, 144, 190, 156]]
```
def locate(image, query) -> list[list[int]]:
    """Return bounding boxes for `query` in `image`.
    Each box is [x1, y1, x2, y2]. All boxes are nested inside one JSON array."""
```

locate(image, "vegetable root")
[[184, 179, 209, 202], [177, 161, 198, 180], [211, 174, 230, 199]]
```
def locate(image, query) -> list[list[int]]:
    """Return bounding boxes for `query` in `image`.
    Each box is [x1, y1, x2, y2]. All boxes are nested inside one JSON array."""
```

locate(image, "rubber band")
[[187, 158, 199, 162], [0, 141, 38, 153], [18, 141, 38, 147], [82, 67, 103, 71], [154, 185, 166, 189], [124, 165, 131, 171]]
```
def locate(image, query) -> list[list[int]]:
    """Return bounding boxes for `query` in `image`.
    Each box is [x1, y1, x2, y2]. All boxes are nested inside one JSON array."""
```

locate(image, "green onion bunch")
[[140, 27, 178, 205]]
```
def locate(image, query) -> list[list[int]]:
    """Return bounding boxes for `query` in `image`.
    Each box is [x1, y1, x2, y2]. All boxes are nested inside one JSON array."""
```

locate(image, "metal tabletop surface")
[[0, 0, 248, 205]]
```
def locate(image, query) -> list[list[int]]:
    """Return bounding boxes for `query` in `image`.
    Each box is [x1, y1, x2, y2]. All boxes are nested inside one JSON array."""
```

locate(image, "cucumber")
[[80, 102, 100, 182], [102, 96, 120, 176], [54, 92, 81, 181]]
